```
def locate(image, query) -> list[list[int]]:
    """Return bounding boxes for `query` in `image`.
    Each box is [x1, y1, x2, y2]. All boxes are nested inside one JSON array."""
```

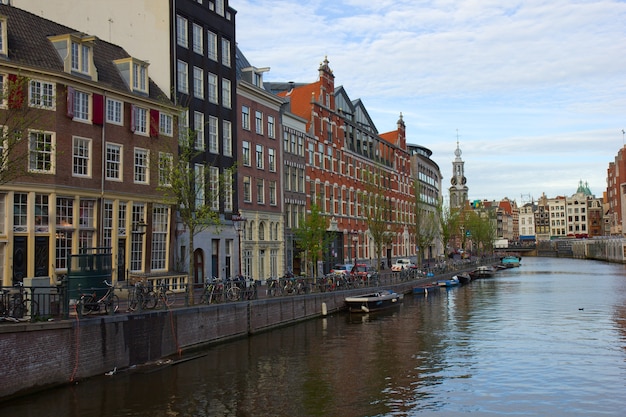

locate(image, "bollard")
[[322, 302, 327, 316]]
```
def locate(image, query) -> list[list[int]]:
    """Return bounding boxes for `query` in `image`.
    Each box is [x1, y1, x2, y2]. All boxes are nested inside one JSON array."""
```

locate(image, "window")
[[35, 194, 49, 230], [159, 113, 173, 136], [56, 230, 72, 270], [242, 141, 250, 166], [255, 144, 264, 169], [216, 0, 225, 16], [29, 80, 55, 109], [222, 79, 231, 108], [208, 116, 218, 153], [192, 23, 203, 54], [134, 148, 149, 184], [267, 116, 275, 138], [177, 60, 188, 93], [222, 120, 232, 156], [268, 148, 276, 172], [103, 200, 113, 249], [269, 180, 277, 205], [221, 38, 231, 67], [106, 98, 123, 125], [159, 152, 173, 186], [209, 166, 219, 211], [256, 179, 264, 204], [79, 199, 95, 228], [242, 105, 250, 130], [208, 73, 218, 103], [255, 111, 263, 134], [72, 137, 91, 177], [73, 90, 89, 121], [223, 172, 233, 212], [194, 164, 205, 208], [207, 31, 218, 61], [56, 196, 74, 227], [179, 110, 189, 144], [132, 62, 147, 93], [130, 203, 144, 272], [0, 18, 6, 56], [29, 131, 54, 173], [13, 193, 27, 230], [106, 143, 122, 180], [243, 176, 251, 202], [193, 67, 204, 99], [176, 15, 188, 48], [194, 111, 204, 150], [71, 41, 91, 74], [151, 205, 169, 270], [132, 106, 147, 135]]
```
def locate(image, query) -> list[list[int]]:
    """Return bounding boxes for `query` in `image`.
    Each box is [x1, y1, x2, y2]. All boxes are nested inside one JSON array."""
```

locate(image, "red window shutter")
[[130, 105, 136, 132], [149, 109, 159, 137], [8, 74, 24, 109], [92, 94, 104, 125], [66, 86, 75, 118]]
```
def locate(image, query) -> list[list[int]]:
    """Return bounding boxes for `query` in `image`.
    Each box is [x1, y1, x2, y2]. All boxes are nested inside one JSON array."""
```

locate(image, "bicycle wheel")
[[226, 286, 240, 301], [128, 291, 139, 311], [164, 291, 175, 307], [27, 299, 40, 318], [143, 292, 157, 309], [200, 288, 210, 304], [105, 295, 120, 314], [9, 299, 24, 319]]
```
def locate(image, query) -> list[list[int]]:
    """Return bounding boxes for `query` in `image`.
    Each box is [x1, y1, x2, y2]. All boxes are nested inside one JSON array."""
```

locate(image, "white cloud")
[[235, 0, 626, 201]]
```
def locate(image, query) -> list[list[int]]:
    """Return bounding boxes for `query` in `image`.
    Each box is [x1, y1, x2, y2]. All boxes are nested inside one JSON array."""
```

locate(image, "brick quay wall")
[[1, 276, 439, 400]]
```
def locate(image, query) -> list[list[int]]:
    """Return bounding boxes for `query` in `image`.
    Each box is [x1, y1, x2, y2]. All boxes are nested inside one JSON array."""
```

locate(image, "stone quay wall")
[[1, 280, 424, 400]]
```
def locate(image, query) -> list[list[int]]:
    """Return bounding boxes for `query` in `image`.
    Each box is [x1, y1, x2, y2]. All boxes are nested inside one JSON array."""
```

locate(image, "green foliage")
[[413, 180, 439, 266], [437, 202, 461, 255], [294, 202, 330, 277], [361, 168, 392, 271]]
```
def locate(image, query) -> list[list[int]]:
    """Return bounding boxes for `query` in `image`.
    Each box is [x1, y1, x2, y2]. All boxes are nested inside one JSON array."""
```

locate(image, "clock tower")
[[449, 138, 468, 209]]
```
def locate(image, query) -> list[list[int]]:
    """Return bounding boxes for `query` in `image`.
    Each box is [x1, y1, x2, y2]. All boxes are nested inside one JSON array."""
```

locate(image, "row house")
[[518, 203, 536, 242], [16, 0, 240, 284], [606, 145, 626, 235], [235, 49, 284, 280], [269, 58, 415, 273], [0, 5, 178, 285]]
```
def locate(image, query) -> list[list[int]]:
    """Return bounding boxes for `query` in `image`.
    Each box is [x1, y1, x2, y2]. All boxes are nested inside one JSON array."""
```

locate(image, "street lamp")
[[232, 212, 246, 276], [350, 230, 359, 263]]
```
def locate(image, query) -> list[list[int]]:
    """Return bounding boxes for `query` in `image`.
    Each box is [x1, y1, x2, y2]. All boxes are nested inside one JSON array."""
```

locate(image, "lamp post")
[[232, 213, 246, 276], [350, 230, 358, 263]]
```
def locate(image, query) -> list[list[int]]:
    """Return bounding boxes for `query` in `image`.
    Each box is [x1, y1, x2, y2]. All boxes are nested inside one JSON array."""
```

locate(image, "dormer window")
[[114, 57, 149, 94], [49, 34, 97, 81], [0, 15, 7, 57]]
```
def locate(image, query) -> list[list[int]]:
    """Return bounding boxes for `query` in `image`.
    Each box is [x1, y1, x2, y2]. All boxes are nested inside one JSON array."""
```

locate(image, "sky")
[[234, 0, 626, 203]]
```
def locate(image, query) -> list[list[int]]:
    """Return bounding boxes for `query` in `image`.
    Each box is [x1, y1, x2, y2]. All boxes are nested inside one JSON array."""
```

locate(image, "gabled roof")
[[0, 4, 167, 101]]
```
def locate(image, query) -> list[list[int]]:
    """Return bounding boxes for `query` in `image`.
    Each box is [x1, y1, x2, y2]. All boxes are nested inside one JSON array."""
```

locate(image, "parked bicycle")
[[154, 281, 176, 308], [76, 280, 119, 317], [200, 277, 224, 304], [127, 281, 156, 311], [266, 277, 281, 297], [0, 282, 40, 320]]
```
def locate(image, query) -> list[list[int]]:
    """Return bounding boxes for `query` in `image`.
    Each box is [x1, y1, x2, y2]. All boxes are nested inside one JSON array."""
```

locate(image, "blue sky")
[[235, 0, 626, 203]]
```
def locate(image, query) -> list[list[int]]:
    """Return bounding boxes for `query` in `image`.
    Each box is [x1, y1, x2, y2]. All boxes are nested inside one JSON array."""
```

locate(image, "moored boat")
[[345, 290, 403, 313], [470, 265, 497, 279], [437, 276, 460, 287], [413, 283, 439, 294], [456, 272, 472, 285], [500, 255, 521, 268]]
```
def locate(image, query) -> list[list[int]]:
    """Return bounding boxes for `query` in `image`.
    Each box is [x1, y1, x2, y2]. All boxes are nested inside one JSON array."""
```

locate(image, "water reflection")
[[2, 257, 626, 416]]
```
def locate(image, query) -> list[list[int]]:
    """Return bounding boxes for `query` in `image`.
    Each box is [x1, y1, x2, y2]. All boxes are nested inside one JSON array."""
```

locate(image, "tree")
[[437, 202, 461, 257], [413, 179, 439, 268], [158, 128, 226, 304], [362, 168, 392, 272], [0, 74, 54, 185], [465, 209, 497, 257], [294, 202, 330, 278]]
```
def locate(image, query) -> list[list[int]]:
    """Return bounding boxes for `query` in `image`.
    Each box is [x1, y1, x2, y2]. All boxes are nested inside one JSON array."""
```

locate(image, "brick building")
[[0, 5, 178, 285]]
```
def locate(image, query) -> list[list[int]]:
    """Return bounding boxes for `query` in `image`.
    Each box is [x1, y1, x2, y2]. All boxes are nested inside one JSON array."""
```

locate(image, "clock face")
[[451, 177, 457, 185], [462, 176, 467, 184]]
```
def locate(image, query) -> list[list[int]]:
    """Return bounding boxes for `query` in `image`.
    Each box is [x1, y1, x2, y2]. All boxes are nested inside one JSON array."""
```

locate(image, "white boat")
[[345, 290, 403, 313]]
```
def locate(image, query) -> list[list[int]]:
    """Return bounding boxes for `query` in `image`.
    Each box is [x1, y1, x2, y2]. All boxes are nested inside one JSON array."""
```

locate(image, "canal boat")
[[470, 265, 497, 279], [345, 290, 403, 313], [437, 276, 460, 287], [456, 272, 472, 285], [412, 283, 439, 295], [500, 255, 521, 268]]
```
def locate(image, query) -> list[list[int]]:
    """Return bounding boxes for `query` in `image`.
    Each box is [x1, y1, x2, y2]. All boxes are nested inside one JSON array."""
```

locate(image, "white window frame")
[[177, 60, 188, 94], [73, 90, 90, 121], [221, 78, 231, 108], [105, 142, 122, 181], [194, 111, 205, 150], [133, 106, 148, 135], [106, 98, 123, 125], [72, 136, 92, 178], [208, 116, 218, 154], [222, 120, 232, 157], [192, 23, 203, 55], [28, 130, 55, 174], [159, 113, 173, 136], [159, 152, 173, 187], [209, 166, 219, 211], [255, 144, 264, 169], [207, 30, 218, 61], [242, 141, 250, 166], [133, 147, 149, 184], [193, 66, 204, 99], [267, 115, 275, 139], [176, 15, 188, 48], [242, 105, 250, 130], [221, 38, 231, 67], [29, 80, 55, 109], [208, 72, 218, 103], [255, 111, 263, 134], [194, 163, 205, 208], [132, 62, 147, 93]]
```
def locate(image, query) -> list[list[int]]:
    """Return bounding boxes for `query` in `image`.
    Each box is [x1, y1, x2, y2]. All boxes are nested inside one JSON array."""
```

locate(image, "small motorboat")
[[455, 272, 472, 285], [437, 276, 460, 287], [413, 283, 439, 294], [470, 265, 497, 279], [500, 255, 521, 268], [345, 290, 403, 313]]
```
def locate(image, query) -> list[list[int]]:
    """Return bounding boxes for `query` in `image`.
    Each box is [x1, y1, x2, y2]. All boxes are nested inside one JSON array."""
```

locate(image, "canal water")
[[2, 256, 626, 416]]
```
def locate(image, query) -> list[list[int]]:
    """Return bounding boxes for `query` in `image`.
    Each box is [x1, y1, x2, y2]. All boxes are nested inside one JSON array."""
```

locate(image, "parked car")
[[351, 263, 378, 280], [391, 258, 416, 272], [330, 263, 354, 275]]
